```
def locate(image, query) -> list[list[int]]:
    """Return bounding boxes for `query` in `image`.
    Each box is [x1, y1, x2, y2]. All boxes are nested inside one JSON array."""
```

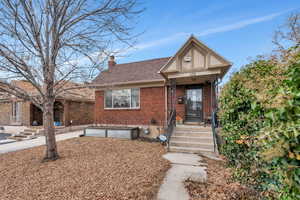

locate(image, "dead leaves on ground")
[[185, 157, 260, 200], [0, 137, 170, 200]]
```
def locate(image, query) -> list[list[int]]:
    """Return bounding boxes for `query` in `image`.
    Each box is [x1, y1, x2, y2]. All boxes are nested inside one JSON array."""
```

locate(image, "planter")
[[176, 120, 183, 125]]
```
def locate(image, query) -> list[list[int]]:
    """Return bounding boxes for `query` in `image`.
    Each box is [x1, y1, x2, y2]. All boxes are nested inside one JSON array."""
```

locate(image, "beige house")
[[0, 80, 95, 126]]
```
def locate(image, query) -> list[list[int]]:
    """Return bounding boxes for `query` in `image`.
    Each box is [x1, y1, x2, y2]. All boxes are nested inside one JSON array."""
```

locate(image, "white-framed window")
[[12, 101, 22, 122], [105, 88, 140, 109]]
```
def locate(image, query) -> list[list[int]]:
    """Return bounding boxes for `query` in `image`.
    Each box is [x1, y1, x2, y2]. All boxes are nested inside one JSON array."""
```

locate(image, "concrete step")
[[25, 135, 38, 140], [175, 128, 212, 133], [170, 136, 214, 143], [173, 131, 212, 137], [183, 121, 205, 125], [21, 132, 35, 136], [23, 129, 37, 133], [169, 146, 215, 154], [170, 141, 214, 149], [176, 125, 212, 131]]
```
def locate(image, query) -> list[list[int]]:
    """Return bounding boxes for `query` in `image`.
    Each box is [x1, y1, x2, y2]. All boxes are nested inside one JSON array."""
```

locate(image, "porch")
[[30, 101, 65, 126], [167, 79, 218, 125], [158, 36, 231, 153]]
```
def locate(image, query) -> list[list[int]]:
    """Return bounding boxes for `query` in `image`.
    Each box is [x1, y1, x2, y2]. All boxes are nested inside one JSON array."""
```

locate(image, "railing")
[[166, 109, 176, 149], [211, 109, 218, 153]]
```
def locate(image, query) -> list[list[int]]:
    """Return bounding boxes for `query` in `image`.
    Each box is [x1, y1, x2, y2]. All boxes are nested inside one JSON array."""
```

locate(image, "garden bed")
[[185, 157, 259, 200], [0, 137, 170, 200]]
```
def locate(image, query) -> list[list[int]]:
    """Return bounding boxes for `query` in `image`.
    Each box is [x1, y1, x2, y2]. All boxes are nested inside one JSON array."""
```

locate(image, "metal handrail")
[[166, 109, 176, 149], [211, 110, 218, 153]]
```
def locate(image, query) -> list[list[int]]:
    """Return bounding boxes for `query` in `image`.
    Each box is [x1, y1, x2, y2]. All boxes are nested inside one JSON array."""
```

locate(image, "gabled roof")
[[92, 35, 232, 87], [159, 35, 232, 75], [92, 57, 170, 86]]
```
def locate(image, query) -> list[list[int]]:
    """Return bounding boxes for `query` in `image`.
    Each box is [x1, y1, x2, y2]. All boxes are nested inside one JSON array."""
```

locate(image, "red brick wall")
[[94, 87, 166, 126], [203, 83, 215, 119], [65, 100, 94, 126], [175, 86, 185, 119]]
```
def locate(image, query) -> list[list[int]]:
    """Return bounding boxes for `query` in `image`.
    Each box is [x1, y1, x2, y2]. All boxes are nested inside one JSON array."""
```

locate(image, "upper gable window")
[[105, 88, 140, 109]]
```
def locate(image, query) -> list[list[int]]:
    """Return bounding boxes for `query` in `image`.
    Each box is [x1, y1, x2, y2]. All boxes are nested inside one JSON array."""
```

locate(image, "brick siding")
[[65, 100, 94, 126], [94, 87, 166, 126], [0, 102, 12, 125]]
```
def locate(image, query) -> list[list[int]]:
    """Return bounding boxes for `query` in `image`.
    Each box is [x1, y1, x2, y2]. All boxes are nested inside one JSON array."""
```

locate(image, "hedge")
[[219, 53, 300, 199]]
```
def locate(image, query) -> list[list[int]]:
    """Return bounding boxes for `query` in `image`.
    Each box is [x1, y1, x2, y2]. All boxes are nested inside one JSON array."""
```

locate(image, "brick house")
[[0, 80, 94, 126], [91, 36, 231, 138]]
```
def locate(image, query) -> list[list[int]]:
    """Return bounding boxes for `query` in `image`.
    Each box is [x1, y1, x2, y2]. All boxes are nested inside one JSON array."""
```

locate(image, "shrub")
[[219, 56, 300, 199], [258, 60, 300, 199]]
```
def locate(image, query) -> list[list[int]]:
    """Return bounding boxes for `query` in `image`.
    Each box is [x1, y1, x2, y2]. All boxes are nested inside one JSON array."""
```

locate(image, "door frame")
[[184, 85, 203, 122]]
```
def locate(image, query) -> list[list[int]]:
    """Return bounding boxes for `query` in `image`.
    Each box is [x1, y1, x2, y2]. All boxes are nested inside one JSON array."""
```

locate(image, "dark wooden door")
[[185, 88, 202, 122]]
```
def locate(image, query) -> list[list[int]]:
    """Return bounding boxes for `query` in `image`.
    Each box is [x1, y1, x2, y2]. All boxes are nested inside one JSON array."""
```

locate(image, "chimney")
[[108, 55, 116, 68]]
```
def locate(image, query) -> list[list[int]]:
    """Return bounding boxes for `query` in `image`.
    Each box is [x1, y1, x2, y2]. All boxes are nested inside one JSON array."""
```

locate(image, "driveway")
[[0, 130, 83, 154]]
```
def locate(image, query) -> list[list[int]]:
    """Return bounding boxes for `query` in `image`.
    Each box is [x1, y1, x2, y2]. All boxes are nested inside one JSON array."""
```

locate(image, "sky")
[[117, 0, 300, 83]]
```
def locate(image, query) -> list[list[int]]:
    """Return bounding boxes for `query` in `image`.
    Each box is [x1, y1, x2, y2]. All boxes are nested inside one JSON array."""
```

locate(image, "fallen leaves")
[[0, 137, 170, 200], [185, 157, 260, 200]]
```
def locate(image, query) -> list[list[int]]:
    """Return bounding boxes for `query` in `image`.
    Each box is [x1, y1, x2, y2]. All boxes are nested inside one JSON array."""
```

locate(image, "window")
[[105, 88, 140, 109], [12, 102, 22, 122]]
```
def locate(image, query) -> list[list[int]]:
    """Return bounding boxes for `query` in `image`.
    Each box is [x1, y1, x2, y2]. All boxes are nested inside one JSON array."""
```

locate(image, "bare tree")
[[273, 12, 300, 59], [0, 0, 142, 161]]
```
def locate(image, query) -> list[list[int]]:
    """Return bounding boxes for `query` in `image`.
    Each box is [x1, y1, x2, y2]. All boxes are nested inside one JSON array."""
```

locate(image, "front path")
[[0, 131, 82, 154], [157, 153, 207, 200]]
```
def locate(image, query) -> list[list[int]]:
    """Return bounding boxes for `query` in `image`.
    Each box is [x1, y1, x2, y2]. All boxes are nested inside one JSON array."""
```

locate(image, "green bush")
[[259, 60, 300, 199], [219, 55, 300, 199]]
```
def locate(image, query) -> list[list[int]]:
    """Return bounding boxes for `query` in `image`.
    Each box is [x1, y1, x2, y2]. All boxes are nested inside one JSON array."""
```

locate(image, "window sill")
[[104, 107, 141, 111]]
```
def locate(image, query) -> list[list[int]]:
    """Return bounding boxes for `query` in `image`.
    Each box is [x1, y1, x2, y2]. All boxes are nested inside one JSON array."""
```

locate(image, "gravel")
[[0, 137, 170, 200]]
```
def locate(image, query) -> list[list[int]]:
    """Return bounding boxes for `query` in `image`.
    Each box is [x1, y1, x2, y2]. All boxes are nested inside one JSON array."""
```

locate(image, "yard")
[[0, 137, 170, 200], [185, 157, 259, 200]]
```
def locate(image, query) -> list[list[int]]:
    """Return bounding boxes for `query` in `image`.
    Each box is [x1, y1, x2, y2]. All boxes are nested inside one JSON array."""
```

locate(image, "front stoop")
[[169, 125, 216, 154], [8, 128, 38, 141]]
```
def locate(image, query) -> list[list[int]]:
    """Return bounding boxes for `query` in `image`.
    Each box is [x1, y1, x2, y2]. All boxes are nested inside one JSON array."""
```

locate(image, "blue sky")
[[118, 0, 300, 83]]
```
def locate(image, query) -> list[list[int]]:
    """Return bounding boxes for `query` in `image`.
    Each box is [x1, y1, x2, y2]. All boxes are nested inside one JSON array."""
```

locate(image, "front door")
[[185, 88, 202, 122]]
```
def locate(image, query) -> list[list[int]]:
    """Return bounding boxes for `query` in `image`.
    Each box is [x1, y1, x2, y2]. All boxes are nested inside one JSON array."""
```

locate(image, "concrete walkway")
[[0, 130, 83, 154], [157, 153, 207, 200]]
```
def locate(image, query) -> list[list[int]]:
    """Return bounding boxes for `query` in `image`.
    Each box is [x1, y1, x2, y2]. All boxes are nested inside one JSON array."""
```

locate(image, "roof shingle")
[[93, 57, 170, 85]]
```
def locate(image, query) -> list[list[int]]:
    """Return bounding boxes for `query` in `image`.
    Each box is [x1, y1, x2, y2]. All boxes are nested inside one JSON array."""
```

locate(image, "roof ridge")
[[115, 56, 171, 66]]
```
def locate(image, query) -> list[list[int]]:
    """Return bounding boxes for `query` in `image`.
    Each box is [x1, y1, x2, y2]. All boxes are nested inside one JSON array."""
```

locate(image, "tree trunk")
[[43, 97, 59, 161]]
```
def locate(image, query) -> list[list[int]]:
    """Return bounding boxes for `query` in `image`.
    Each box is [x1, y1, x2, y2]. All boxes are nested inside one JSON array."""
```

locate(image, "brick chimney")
[[108, 55, 116, 68]]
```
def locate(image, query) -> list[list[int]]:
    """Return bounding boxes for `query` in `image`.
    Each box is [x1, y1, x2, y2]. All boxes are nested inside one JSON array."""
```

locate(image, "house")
[[0, 80, 95, 126], [91, 35, 231, 138]]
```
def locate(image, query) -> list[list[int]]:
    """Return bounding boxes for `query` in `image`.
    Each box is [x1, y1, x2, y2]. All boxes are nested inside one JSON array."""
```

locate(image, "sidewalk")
[[157, 153, 207, 200], [0, 130, 83, 154]]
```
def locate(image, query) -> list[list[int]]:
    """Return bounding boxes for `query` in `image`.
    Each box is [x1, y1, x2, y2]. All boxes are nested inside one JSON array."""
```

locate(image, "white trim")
[[104, 107, 140, 110], [168, 70, 221, 79]]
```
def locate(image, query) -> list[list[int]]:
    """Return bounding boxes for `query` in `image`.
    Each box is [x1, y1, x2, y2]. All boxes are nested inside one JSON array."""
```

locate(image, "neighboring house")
[[0, 80, 94, 126], [91, 35, 231, 137]]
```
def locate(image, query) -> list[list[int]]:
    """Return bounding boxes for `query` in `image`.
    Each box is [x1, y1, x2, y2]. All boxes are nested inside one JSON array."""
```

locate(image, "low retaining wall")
[[84, 126, 139, 140], [37, 124, 92, 135]]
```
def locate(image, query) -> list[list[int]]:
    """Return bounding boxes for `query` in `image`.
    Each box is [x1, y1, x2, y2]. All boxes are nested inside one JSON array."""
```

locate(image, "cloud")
[[134, 9, 293, 51], [197, 10, 290, 37], [134, 32, 188, 50]]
